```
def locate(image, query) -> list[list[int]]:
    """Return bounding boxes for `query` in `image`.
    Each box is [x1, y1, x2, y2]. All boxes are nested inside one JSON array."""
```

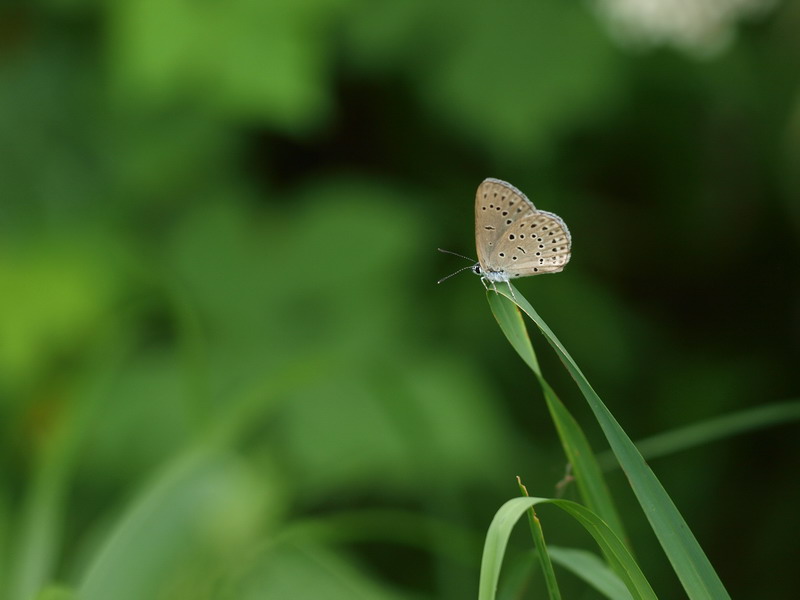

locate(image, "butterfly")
[[439, 178, 571, 296]]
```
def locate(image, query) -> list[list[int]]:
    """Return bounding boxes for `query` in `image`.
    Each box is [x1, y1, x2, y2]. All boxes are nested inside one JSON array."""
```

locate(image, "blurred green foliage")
[[1, 0, 799, 598]]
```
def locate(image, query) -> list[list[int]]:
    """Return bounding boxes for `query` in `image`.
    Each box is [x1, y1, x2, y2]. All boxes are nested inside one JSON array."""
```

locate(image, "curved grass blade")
[[77, 450, 264, 600], [7, 344, 128, 600], [597, 399, 800, 469], [495, 552, 539, 600], [493, 285, 730, 600], [548, 546, 633, 600], [488, 293, 627, 544], [478, 497, 656, 600]]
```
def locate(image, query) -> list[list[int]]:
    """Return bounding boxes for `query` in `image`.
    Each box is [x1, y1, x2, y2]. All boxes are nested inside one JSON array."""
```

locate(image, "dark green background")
[[1, 1, 798, 598]]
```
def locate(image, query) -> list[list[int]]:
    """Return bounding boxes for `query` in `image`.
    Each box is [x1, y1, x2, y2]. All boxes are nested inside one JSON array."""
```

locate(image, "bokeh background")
[[2, 0, 799, 598]]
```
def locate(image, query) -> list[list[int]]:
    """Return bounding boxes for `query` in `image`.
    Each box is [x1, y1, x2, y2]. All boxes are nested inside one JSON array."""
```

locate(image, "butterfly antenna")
[[437, 264, 476, 284], [437, 248, 475, 262]]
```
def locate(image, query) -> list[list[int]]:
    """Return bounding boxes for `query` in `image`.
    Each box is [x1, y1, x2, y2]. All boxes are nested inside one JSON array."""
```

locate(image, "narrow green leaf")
[[548, 546, 633, 600], [488, 293, 628, 545], [598, 399, 800, 469], [518, 479, 561, 599], [478, 497, 656, 600], [8, 345, 128, 600], [495, 552, 538, 600], [489, 291, 541, 375], [78, 450, 266, 600], [493, 285, 730, 600]]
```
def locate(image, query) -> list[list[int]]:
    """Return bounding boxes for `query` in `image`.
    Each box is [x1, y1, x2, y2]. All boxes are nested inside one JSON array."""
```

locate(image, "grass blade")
[[598, 399, 800, 469], [492, 285, 730, 599], [517, 478, 561, 599], [78, 450, 264, 600], [488, 293, 628, 544], [548, 546, 633, 600], [478, 497, 656, 600]]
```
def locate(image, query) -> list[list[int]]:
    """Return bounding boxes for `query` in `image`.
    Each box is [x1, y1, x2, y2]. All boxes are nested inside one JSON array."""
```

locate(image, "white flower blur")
[[593, 0, 780, 57]]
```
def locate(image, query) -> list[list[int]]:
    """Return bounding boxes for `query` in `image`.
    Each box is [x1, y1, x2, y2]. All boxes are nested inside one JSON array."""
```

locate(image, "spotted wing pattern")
[[475, 178, 571, 278]]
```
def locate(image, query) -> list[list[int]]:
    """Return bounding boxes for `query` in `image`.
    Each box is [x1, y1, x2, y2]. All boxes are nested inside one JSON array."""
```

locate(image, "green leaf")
[[548, 546, 633, 600], [598, 399, 800, 469], [78, 450, 273, 600], [517, 480, 561, 600], [492, 285, 731, 600], [488, 293, 628, 545], [6, 345, 129, 600], [478, 497, 656, 600]]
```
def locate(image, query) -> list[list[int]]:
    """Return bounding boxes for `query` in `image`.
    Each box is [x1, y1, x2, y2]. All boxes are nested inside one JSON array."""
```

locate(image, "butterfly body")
[[473, 266, 512, 283], [473, 178, 571, 289]]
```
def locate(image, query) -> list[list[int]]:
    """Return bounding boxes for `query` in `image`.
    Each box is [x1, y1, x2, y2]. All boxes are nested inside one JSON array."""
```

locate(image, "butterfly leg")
[[506, 281, 517, 302], [480, 276, 502, 296]]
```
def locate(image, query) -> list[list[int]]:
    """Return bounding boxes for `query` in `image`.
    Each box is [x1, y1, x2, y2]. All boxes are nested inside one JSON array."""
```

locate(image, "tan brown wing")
[[475, 178, 536, 272], [491, 210, 571, 278]]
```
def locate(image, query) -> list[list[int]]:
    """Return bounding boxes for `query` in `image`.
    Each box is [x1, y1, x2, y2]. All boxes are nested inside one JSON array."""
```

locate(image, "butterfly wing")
[[475, 178, 571, 278], [492, 210, 571, 277], [475, 178, 536, 271]]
